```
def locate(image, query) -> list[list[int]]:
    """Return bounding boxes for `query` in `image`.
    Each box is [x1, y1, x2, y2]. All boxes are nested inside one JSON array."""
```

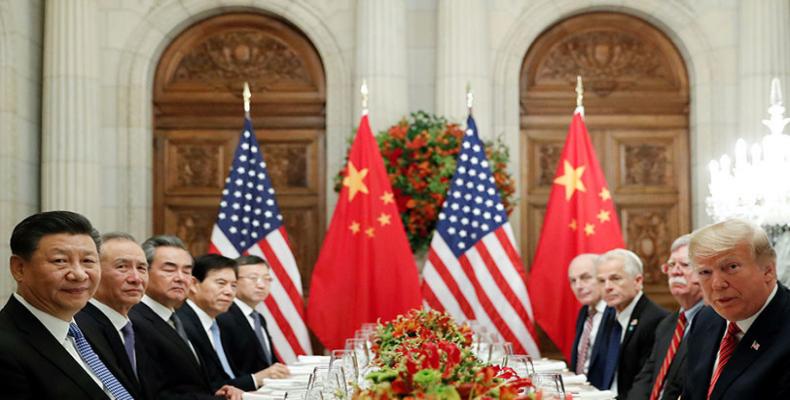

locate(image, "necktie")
[[169, 313, 190, 345], [604, 316, 622, 388], [576, 307, 596, 374], [120, 321, 137, 376], [210, 321, 236, 378], [649, 312, 687, 400], [707, 322, 740, 399], [252, 311, 274, 365], [68, 323, 134, 400]]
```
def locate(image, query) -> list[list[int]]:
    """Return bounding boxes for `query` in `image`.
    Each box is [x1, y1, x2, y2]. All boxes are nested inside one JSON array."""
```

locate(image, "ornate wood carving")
[[624, 143, 669, 186], [537, 143, 562, 187], [264, 144, 309, 189], [173, 144, 222, 189], [623, 208, 672, 285], [166, 206, 218, 257]]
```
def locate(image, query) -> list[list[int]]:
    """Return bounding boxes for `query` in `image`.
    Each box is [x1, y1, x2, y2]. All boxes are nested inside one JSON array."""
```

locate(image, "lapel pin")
[[751, 341, 760, 351], [630, 319, 638, 326]]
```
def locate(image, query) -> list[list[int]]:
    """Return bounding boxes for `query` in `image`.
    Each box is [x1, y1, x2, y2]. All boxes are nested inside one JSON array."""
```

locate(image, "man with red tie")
[[627, 234, 703, 400], [683, 219, 790, 400]]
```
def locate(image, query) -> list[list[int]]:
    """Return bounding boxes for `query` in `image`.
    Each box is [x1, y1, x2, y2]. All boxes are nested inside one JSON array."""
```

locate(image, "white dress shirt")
[[579, 299, 606, 374], [13, 293, 116, 399], [141, 294, 175, 323], [90, 298, 130, 344]]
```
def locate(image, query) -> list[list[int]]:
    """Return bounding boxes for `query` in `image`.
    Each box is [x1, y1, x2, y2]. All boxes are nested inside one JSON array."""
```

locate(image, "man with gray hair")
[[628, 234, 704, 400], [682, 219, 790, 399], [568, 253, 614, 389], [594, 248, 668, 398]]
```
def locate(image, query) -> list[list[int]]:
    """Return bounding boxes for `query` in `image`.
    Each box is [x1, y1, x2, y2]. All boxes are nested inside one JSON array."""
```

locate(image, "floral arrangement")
[[355, 309, 533, 400], [335, 112, 517, 254]]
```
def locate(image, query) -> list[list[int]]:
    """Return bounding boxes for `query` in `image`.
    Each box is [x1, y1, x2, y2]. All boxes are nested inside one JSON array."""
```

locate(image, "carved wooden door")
[[153, 13, 326, 293], [520, 12, 690, 312]]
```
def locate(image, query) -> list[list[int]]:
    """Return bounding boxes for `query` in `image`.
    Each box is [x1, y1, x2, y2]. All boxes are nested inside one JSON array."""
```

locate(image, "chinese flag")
[[307, 114, 422, 350], [527, 110, 625, 360]]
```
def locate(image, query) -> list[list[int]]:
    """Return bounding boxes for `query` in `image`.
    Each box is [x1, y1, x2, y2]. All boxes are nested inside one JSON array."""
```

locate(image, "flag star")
[[584, 223, 596, 236], [235, 179, 243, 186], [219, 213, 226, 219], [343, 161, 369, 201], [599, 187, 612, 201], [597, 209, 611, 223], [231, 215, 239, 222], [569, 219, 577, 231], [243, 131, 250, 138], [448, 227, 456, 235], [554, 159, 587, 200], [365, 227, 375, 238], [349, 221, 360, 234], [377, 213, 392, 226], [380, 191, 394, 204]]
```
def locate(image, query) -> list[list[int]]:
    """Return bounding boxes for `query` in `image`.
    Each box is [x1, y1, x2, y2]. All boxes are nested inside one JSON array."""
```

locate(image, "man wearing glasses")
[[218, 255, 290, 381], [628, 234, 704, 400]]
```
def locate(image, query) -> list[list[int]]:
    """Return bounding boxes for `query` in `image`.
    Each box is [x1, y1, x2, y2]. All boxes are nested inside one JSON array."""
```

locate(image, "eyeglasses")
[[660, 260, 692, 274], [238, 275, 273, 284]]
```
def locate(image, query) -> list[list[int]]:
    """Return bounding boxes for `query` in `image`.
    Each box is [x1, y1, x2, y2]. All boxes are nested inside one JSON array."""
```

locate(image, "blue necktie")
[[120, 321, 137, 376], [252, 311, 273, 364], [68, 323, 134, 400], [604, 318, 623, 389], [210, 321, 236, 378]]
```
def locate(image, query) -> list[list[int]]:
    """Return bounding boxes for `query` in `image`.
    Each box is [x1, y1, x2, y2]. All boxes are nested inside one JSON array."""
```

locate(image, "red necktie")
[[707, 322, 741, 399], [649, 312, 687, 400], [575, 307, 595, 374]]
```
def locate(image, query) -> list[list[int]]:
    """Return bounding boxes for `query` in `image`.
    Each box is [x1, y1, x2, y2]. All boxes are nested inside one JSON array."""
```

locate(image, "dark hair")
[[193, 254, 238, 282], [235, 255, 269, 269], [10, 211, 101, 260], [141, 235, 188, 266]]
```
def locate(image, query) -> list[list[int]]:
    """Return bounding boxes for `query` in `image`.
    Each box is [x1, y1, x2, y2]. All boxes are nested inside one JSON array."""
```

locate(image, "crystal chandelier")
[[706, 78, 790, 227]]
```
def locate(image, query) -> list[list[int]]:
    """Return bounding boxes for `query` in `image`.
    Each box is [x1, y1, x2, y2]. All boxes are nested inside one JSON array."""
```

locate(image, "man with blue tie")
[[76, 232, 150, 399], [567, 253, 615, 389], [683, 219, 790, 399], [0, 211, 134, 399], [218, 255, 289, 380], [177, 254, 262, 391]]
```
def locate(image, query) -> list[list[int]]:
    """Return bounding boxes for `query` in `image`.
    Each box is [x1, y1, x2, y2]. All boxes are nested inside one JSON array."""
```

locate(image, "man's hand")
[[254, 363, 291, 384], [215, 385, 244, 400]]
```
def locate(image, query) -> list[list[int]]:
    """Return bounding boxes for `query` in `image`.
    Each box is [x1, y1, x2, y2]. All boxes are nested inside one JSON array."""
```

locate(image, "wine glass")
[[329, 350, 359, 390], [501, 354, 534, 378], [344, 338, 370, 370], [532, 372, 565, 400], [487, 341, 513, 364]]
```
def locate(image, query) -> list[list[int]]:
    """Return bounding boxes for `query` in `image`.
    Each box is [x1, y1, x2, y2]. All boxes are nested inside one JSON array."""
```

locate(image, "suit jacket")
[[570, 304, 616, 390], [682, 284, 790, 400], [591, 294, 668, 398], [217, 302, 278, 375], [176, 303, 257, 391], [627, 310, 692, 400], [75, 302, 147, 400], [0, 295, 112, 399], [129, 302, 221, 400]]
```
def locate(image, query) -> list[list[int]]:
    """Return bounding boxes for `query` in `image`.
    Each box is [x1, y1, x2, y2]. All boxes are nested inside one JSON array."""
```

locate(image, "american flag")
[[209, 116, 312, 362], [421, 115, 540, 356]]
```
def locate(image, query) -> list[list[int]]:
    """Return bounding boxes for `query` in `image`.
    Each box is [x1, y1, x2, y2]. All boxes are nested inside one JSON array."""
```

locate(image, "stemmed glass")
[[329, 349, 359, 392], [344, 338, 370, 371], [532, 372, 565, 400], [487, 341, 513, 364], [306, 366, 349, 400], [500, 354, 534, 378]]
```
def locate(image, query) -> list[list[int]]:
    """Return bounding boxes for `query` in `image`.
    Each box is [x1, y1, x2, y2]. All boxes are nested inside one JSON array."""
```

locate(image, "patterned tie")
[[707, 322, 741, 399], [210, 321, 236, 378], [68, 323, 134, 400], [576, 307, 596, 374], [649, 312, 687, 400], [120, 321, 137, 375], [252, 311, 274, 365]]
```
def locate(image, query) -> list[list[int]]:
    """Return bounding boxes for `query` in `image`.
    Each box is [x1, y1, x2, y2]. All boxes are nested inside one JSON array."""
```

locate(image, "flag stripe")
[[268, 228, 304, 296], [421, 263, 459, 316], [494, 227, 536, 320], [255, 239, 307, 320], [263, 295, 305, 356], [257, 304, 296, 362], [210, 226, 240, 258], [426, 248, 474, 318]]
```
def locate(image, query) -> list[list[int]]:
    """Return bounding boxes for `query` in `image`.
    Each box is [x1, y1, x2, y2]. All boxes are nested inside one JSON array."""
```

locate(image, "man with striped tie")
[[683, 219, 790, 400], [218, 255, 289, 380], [627, 234, 703, 400], [0, 211, 135, 399]]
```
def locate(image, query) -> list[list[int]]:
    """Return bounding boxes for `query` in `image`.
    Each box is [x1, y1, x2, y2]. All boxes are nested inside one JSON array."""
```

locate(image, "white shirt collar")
[[141, 294, 174, 322], [735, 283, 778, 334], [234, 298, 257, 316], [186, 299, 215, 332], [13, 293, 72, 343], [616, 291, 643, 331], [593, 299, 606, 314], [89, 298, 129, 331]]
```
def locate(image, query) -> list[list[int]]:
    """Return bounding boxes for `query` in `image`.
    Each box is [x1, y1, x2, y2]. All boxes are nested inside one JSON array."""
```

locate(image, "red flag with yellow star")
[[307, 114, 422, 350], [527, 110, 624, 360]]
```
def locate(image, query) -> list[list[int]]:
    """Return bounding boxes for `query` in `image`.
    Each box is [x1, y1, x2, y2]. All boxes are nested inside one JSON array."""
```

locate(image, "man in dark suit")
[[218, 255, 289, 380], [596, 248, 669, 398], [567, 253, 613, 389], [0, 211, 134, 399], [628, 234, 704, 400], [683, 219, 790, 400], [130, 235, 242, 400], [76, 232, 150, 400], [177, 254, 261, 391]]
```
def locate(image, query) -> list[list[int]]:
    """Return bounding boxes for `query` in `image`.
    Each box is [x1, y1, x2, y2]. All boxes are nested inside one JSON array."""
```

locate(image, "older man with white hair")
[[594, 248, 668, 399]]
